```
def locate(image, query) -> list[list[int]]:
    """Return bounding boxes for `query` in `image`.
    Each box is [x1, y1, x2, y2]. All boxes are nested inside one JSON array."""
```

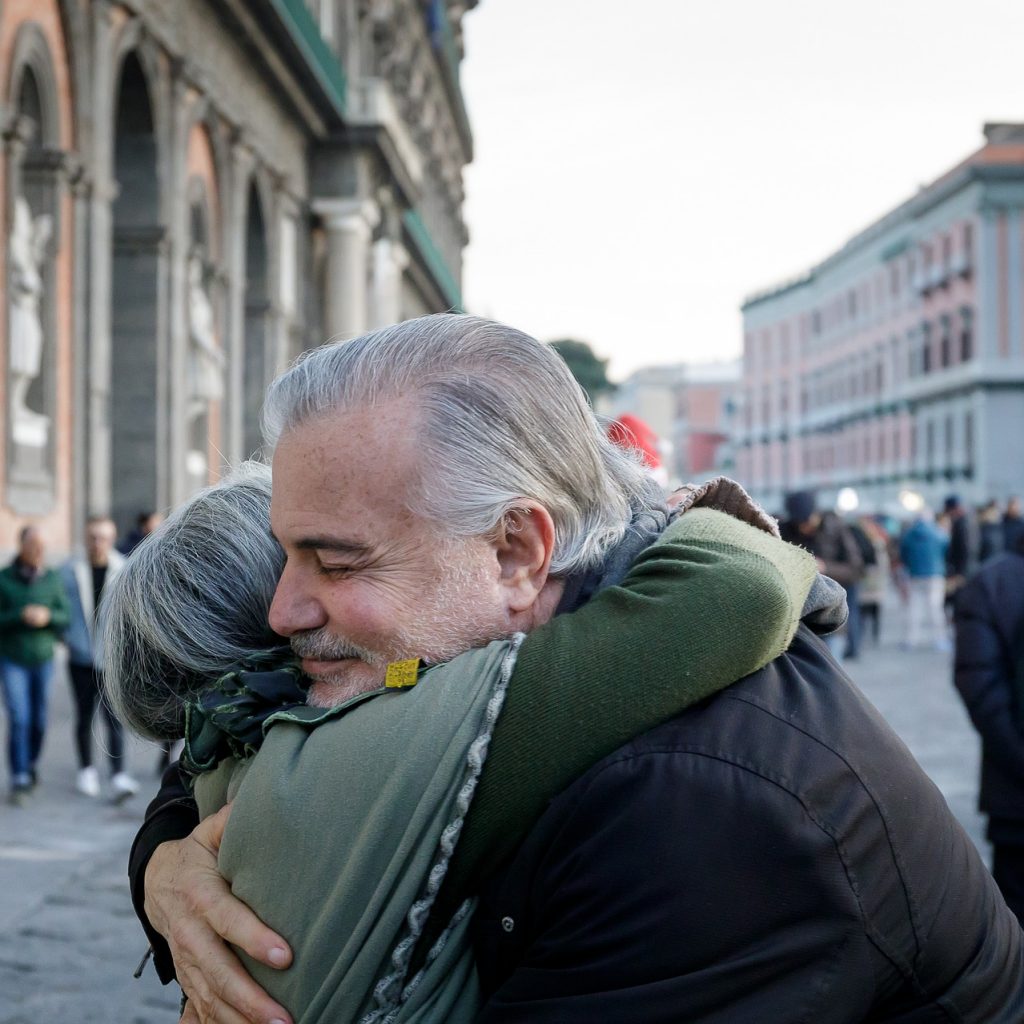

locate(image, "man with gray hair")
[[131, 315, 1023, 1023]]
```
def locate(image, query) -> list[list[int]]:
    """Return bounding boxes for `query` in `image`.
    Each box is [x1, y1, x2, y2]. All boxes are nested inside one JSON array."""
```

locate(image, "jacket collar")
[[555, 480, 669, 616]]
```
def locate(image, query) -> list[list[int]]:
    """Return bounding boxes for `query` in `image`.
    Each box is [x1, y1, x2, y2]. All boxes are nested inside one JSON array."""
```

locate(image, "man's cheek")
[[322, 590, 390, 644]]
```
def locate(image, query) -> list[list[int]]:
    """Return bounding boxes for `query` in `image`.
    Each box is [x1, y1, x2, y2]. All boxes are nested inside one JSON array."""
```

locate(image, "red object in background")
[[607, 414, 662, 470]]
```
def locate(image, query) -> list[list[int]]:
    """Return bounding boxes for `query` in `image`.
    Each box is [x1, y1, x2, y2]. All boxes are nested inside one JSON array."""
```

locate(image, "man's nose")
[[269, 568, 327, 637]]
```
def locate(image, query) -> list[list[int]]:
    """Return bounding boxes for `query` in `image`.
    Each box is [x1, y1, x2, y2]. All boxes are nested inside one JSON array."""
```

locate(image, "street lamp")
[[899, 488, 925, 514], [837, 487, 860, 513]]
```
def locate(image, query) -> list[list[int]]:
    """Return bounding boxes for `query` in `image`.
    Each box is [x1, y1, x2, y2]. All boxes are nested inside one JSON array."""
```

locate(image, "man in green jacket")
[[0, 525, 70, 805]]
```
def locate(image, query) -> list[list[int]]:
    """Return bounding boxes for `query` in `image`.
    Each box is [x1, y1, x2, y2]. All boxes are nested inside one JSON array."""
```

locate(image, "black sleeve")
[[128, 760, 201, 985], [954, 581, 1024, 783], [949, 519, 970, 576], [474, 749, 879, 1024]]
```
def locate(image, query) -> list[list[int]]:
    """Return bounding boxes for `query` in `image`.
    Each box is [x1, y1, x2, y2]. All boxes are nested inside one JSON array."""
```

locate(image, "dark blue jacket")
[[474, 628, 1023, 1023], [955, 547, 1024, 824]]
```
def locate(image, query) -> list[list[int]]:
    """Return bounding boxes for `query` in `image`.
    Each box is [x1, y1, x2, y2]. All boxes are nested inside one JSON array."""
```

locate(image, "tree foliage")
[[548, 338, 615, 403]]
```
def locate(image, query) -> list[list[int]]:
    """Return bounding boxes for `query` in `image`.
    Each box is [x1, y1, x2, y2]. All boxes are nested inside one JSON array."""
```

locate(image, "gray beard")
[[292, 541, 514, 708]]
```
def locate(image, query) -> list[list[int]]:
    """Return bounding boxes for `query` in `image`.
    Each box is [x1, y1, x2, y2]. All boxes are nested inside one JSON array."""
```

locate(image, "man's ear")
[[492, 501, 555, 614]]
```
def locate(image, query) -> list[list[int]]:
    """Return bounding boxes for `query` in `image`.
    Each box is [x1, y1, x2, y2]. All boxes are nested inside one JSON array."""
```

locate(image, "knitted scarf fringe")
[[358, 633, 524, 1024]]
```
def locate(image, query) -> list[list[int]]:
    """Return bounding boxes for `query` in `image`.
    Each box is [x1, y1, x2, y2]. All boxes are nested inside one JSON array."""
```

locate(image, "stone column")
[[369, 236, 409, 329], [224, 135, 255, 464], [275, 189, 299, 369], [166, 66, 193, 507], [313, 198, 379, 340], [86, 2, 116, 518], [69, 165, 91, 542]]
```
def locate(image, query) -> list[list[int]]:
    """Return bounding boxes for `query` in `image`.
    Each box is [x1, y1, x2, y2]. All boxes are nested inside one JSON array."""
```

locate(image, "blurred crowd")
[[778, 490, 1024, 659], [777, 485, 1024, 920]]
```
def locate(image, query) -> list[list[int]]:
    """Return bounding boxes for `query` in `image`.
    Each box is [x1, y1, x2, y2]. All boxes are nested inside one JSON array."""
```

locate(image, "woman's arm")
[[449, 507, 816, 899]]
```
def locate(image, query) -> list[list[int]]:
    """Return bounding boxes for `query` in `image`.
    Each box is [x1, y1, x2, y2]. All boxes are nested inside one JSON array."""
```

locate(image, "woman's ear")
[[492, 501, 556, 614]]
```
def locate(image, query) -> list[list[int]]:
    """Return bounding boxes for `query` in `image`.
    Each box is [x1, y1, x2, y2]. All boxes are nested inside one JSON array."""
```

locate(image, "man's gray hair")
[[102, 462, 288, 740], [262, 314, 652, 574]]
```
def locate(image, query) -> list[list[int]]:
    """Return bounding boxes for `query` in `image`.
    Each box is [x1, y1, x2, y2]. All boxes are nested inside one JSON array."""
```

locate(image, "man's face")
[[141, 513, 163, 536], [1008, 498, 1021, 518], [19, 530, 44, 568], [269, 401, 514, 708], [86, 521, 116, 565], [798, 512, 821, 536]]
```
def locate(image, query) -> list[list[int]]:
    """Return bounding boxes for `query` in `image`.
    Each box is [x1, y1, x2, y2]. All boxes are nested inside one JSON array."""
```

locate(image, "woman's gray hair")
[[102, 461, 288, 740], [262, 314, 653, 575]]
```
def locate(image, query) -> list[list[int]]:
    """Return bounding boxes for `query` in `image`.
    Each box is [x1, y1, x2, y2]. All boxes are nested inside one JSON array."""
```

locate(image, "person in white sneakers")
[[61, 516, 139, 802]]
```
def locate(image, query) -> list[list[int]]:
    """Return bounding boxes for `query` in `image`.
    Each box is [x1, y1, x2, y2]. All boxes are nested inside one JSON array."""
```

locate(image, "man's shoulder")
[[583, 632, 870, 768], [548, 629, 944, 862], [961, 551, 1024, 607]]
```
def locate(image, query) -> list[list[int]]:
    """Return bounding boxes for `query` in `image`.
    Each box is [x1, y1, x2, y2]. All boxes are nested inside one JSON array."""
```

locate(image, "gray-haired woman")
[[104, 463, 818, 1023]]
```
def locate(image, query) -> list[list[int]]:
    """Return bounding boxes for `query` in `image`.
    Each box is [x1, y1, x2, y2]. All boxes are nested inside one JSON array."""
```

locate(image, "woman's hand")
[[144, 803, 293, 1024]]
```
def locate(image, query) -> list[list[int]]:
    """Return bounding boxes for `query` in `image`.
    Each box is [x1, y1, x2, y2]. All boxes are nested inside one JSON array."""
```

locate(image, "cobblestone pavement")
[[0, 604, 988, 1022], [0, 657, 179, 1023]]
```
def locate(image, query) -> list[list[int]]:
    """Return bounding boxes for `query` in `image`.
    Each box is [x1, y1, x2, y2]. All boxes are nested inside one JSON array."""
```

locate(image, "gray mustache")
[[289, 630, 371, 663]]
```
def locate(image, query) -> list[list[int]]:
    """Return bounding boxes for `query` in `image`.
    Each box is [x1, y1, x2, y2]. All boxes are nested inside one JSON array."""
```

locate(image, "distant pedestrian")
[[857, 516, 891, 646], [979, 500, 1006, 563], [118, 510, 163, 557], [0, 526, 70, 805], [61, 517, 139, 802], [780, 491, 864, 660], [899, 511, 950, 651], [945, 494, 979, 601], [954, 526, 1024, 922], [1005, 496, 1024, 554]]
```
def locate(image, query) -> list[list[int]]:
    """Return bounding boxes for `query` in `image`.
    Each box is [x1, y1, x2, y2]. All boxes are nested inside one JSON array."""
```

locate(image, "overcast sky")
[[460, 0, 1024, 379]]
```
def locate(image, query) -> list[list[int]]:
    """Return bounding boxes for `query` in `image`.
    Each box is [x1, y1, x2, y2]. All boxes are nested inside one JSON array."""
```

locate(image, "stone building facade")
[[0, 0, 475, 551], [738, 124, 1024, 516]]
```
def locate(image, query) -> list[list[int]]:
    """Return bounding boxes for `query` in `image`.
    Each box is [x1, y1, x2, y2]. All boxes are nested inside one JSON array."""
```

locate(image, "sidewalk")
[[0, 656, 179, 1022]]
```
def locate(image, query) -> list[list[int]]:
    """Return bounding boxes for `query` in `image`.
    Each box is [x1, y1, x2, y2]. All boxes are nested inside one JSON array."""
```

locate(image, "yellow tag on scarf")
[[385, 658, 421, 689]]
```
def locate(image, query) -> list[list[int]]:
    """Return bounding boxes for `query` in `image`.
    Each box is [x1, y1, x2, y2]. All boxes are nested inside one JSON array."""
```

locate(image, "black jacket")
[[133, 630, 1023, 1021], [954, 548, 1024, 825], [948, 513, 980, 578], [472, 628, 1023, 1022]]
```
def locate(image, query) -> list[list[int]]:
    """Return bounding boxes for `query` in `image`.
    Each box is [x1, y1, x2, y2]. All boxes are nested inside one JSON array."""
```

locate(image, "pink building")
[[738, 123, 1024, 515]]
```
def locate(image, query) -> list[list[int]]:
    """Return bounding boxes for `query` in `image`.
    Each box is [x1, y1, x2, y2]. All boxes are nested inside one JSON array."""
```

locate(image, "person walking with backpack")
[[954, 525, 1024, 921]]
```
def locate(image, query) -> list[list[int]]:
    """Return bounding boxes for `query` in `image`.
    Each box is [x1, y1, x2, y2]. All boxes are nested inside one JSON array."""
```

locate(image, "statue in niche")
[[186, 252, 225, 420], [8, 196, 52, 448]]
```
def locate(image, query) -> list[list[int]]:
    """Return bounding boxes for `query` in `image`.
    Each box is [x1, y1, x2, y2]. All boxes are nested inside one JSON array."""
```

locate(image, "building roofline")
[[265, 0, 347, 122], [741, 127, 1024, 313]]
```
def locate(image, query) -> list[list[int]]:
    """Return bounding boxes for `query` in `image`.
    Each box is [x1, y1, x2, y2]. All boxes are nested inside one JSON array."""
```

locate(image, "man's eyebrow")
[[292, 536, 372, 555]]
